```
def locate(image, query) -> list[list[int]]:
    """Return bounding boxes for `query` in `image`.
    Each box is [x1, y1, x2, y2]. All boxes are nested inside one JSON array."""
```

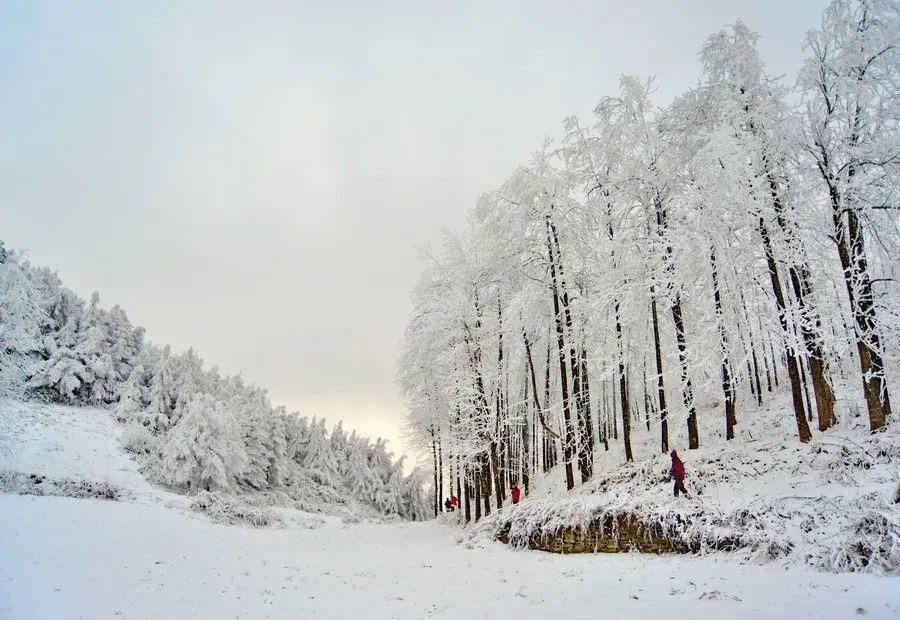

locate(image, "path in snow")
[[2, 493, 898, 619]]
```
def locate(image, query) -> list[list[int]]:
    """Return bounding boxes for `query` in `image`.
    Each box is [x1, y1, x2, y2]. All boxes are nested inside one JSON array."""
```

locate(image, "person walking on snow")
[[450, 495, 459, 510], [444, 497, 453, 512], [670, 450, 689, 498], [511, 483, 521, 504]]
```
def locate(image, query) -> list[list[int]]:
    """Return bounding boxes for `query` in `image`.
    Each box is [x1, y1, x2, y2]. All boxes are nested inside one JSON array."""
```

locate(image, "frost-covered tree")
[[303, 418, 339, 484], [0, 251, 47, 397], [160, 393, 248, 492], [800, 0, 898, 430], [401, 467, 432, 521], [114, 365, 145, 423], [0, 239, 428, 519], [400, 0, 898, 523]]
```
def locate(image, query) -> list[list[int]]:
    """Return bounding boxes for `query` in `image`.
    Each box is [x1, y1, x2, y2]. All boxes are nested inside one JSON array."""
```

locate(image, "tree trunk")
[[656, 194, 697, 449], [437, 436, 444, 510], [759, 217, 811, 443], [671, 295, 699, 449], [548, 219, 592, 483], [741, 292, 763, 406], [489, 442, 502, 510], [464, 468, 472, 523], [546, 217, 576, 490], [481, 453, 492, 517], [651, 294, 669, 454], [579, 348, 596, 461], [830, 177, 892, 430], [612, 374, 618, 440], [642, 355, 651, 432], [768, 174, 838, 432], [521, 368, 530, 495], [615, 300, 633, 462], [430, 432, 439, 517], [491, 301, 505, 509], [710, 249, 736, 440], [456, 456, 462, 520], [768, 335, 780, 388]]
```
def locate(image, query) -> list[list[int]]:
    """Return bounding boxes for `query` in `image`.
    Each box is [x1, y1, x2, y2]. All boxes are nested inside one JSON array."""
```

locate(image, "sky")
[[0, 0, 829, 464]]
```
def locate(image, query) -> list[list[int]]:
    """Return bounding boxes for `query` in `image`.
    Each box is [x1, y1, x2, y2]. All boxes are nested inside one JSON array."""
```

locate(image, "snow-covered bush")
[[0, 471, 125, 501], [120, 421, 157, 456], [189, 491, 283, 528], [827, 510, 900, 575]]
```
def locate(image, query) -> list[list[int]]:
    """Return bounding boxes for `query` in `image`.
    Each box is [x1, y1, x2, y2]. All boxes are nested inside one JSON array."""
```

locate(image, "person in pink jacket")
[[670, 450, 689, 498]]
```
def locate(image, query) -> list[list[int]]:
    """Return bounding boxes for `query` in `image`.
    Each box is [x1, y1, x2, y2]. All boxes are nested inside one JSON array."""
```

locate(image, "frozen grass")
[[189, 491, 284, 528]]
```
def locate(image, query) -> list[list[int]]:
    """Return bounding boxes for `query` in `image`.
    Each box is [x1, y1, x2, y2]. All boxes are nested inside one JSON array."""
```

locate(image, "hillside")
[[1, 399, 898, 619], [0, 243, 428, 520], [467, 390, 900, 574]]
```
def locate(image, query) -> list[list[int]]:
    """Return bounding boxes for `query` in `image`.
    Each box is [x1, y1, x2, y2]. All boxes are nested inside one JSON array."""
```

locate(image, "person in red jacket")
[[450, 495, 459, 510], [670, 450, 688, 497], [511, 483, 521, 504]]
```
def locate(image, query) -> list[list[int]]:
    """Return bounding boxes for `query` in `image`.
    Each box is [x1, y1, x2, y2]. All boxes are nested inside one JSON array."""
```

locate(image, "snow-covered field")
[[1, 401, 898, 619]]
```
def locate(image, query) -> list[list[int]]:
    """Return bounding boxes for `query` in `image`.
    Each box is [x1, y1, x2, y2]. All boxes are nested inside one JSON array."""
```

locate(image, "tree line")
[[399, 0, 898, 521], [0, 243, 429, 520]]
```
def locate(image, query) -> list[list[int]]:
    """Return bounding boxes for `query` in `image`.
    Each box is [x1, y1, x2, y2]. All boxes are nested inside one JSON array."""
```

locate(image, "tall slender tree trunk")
[[546, 217, 576, 490], [430, 431, 439, 517], [651, 294, 669, 453], [522, 331, 562, 442], [759, 217, 811, 443], [548, 218, 592, 483], [642, 355, 651, 432], [456, 456, 462, 519], [615, 300, 633, 462], [489, 442, 502, 510], [491, 299, 505, 509], [481, 453, 492, 516], [767, 174, 837, 431], [612, 373, 618, 440], [464, 468, 472, 524], [710, 249, 736, 440], [828, 173, 892, 430], [437, 436, 444, 510], [448, 452, 453, 507], [521, 368, 530, 495], [600, 379, 610, 451], [741, 292, 763, 406], [656, 194, 698, 450], [768, 335, 781, 388], [579, 348, 596, 460], [671, 296, 699, 449], [543, 333, 557, 470]]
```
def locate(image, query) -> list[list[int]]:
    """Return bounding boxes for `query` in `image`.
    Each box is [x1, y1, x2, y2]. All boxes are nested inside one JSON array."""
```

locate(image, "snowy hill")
[[1, 399, 898, 619], [0, 244, 429, 521]]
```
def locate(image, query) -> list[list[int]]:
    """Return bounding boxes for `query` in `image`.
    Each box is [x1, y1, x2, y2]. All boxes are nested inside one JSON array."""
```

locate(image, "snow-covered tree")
[[303, 418, 338, 484], [160, 393, 248, 492], [800, 0, 899, 430]]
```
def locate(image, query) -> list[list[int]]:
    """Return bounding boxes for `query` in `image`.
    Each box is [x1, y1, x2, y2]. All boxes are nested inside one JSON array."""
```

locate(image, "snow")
[[470, 389, 900, 574], [1, 400, 898, 619]]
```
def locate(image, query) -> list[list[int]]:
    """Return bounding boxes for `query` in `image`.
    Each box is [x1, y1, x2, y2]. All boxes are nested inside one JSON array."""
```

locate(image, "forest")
[[399, 0, 899, 523], [0, 241, 430, 521]]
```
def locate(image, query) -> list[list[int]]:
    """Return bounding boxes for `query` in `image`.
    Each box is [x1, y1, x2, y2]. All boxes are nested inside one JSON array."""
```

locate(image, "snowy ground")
[[1, 401, 898, 619]]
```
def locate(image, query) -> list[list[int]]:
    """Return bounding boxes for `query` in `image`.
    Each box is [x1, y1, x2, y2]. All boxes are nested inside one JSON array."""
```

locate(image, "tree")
[[160, 393, 248, 492], [800, 0, 898, 430]]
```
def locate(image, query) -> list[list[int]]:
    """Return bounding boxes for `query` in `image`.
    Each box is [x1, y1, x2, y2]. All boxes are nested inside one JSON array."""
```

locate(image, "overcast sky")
[[0, 0, 828, 464]]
